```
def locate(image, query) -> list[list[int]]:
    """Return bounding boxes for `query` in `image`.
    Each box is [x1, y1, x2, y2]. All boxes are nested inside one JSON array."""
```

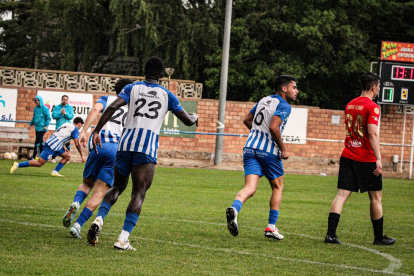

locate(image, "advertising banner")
[[0, 88, 18, 127], [283, 107, 308, 144], [160, 101, 198, 138], [37, 91, 93, 131], [381, 41, 414, 63]]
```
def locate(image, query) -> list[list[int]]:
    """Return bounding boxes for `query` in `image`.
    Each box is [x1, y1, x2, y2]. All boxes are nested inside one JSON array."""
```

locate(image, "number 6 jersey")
[[244, 94, 291, 156], [117, 81, 183, 158]]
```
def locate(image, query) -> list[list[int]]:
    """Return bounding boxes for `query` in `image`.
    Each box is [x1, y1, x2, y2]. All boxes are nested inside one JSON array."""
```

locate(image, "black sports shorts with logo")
[[337, 156, 382, 193]]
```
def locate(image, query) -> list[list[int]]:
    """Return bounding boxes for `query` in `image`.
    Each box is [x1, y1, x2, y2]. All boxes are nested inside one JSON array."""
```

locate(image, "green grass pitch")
[[0, 159, 413, 275]]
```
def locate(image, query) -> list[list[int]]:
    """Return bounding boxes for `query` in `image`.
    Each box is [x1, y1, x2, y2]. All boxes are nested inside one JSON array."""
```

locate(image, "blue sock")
[[96, 201, 112, 221], [54, 162, 65, 172], [75, 208, 93, 227], [232, 200, 243, 213], [18, 161, 29, 168], [73, 191, 87, 205], [268, 209, 279, 225], [122, 212, 139, 233]]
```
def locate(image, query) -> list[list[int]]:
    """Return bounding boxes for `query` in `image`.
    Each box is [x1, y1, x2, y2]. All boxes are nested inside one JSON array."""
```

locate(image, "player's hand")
[[64, 146, 69, 153], [281, 150, 289, 160], [81, 155, 86, 163], [189, 112, 199, 126], [92, 131, 102, 153], [61, 109, 66, 115], [79, 131, 87, 148], [373, 160, 382, 176]]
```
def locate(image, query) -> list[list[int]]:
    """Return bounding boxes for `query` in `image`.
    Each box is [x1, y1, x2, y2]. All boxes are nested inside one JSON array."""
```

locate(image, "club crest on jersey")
[[348, 140, 362, 147], [374, 107, 380, 114]]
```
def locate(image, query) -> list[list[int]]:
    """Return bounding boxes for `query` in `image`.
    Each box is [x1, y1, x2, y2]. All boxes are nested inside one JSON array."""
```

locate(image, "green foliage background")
[[1, 0, 414, 109]]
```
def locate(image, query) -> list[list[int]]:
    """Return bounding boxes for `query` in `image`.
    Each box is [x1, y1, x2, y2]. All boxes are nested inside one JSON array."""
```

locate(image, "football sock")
[[232, 199, 243, 213], [54, 162, 65, 172], [73, 190, 87, 205], [96, 201, 112, 221], [18, 161, 29, 168], [327, 212, 340, 236], [76, 208, 93, 227], [372, 217, 384, 240], [268, 209, 279, 229], [120, 213, 139, 243]]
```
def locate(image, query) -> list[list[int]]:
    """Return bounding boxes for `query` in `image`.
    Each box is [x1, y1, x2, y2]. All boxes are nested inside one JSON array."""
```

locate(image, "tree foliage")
[[1, 0, 414, 109]]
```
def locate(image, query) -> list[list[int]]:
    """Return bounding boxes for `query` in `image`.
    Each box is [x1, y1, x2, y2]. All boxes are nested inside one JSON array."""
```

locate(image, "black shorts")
[[337, 156, 382, 193]]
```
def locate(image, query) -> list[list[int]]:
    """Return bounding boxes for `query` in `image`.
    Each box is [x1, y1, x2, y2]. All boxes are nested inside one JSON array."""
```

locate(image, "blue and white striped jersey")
[[244, 95, 291, 156], [46, 123, 79, 151], [87, 96, 128, 151], [117, 81, 183, 158], [96, 95, 127, 144]]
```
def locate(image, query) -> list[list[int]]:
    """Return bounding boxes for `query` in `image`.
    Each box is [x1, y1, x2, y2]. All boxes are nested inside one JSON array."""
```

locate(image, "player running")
[[324, 72, 396, 245], [86, 56, 199, 250], [10, 117, 85, 176], [226, 75, 298, 240], [62, 79, 134, 239]]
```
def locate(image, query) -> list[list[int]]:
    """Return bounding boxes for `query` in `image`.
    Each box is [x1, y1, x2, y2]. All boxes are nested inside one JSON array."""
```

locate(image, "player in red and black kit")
[[324, 72, 396, 245]]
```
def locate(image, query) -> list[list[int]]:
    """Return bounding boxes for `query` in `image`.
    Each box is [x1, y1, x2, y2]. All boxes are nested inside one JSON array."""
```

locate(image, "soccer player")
[[324, 72, 396, 245], [10, 117, 86, 176], [86, 56, 198, 250], [226, 75, 298, 240], [62, 79, 134, 239]]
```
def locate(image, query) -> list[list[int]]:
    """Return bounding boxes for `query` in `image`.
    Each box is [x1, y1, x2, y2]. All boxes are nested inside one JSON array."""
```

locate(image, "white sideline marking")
[[0, 217, 409, 276]]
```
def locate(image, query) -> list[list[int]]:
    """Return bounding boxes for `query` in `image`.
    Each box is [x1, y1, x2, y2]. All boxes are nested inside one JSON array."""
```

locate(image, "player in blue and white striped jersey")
[[226, 75, 299, 241], [87, 57, 198, 250], [62, 79, 134, 239], [10, 117, 85, 176]]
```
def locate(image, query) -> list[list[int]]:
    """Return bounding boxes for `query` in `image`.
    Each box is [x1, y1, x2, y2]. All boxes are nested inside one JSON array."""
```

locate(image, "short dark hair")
[[62, 95, 69, 99], [114, 79, 134, 95], [361, 72, 380, 91], [144, 56, 164, 80], [73, 117, 84, 125], [275, 75, 296, 93]]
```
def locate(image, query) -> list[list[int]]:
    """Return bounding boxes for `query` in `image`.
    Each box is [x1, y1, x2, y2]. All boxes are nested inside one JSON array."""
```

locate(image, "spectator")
[[28, 95, 51, 160], [51, 95, 74, 163]]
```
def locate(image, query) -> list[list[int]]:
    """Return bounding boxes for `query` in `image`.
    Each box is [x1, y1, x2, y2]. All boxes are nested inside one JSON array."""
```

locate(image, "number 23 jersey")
[[341, 97, 380, 162], [117, 81, 183, 158], [244, 94, 291, 156]]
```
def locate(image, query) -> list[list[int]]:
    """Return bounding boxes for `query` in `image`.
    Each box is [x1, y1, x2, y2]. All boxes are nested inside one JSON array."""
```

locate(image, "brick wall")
[[5, 86, 414, 166]]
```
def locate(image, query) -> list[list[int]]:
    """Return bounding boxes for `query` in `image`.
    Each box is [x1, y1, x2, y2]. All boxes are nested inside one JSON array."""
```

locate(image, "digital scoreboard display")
[[378, 62, 414, 105]]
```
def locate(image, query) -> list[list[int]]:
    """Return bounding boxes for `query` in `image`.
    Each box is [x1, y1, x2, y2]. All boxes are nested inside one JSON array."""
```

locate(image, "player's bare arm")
[[74, 138, 86, 163], [174, 110, 199, 126], [368, 123, 382, 176], [92, 97, 127, 153], [79, 102, 104, 148], [243, 112, 254, 130], [269, 115, 289, 159]]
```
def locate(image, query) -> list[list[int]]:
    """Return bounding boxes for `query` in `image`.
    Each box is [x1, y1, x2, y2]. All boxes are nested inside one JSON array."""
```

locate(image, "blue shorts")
[[115, 151, 156, 177], [83, 143, 118, 186], [39, 144, 65, 161], [243, 148, 283, 180]]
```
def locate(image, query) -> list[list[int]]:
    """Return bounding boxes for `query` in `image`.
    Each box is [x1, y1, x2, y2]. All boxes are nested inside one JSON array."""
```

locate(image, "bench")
[[0, 127, 34, 160]]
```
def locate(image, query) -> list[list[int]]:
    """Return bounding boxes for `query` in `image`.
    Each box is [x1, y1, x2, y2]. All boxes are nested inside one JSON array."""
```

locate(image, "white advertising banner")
[[37, 91, 93, 131], [282, 107, 308, 144], [0, 88, 18, 127]]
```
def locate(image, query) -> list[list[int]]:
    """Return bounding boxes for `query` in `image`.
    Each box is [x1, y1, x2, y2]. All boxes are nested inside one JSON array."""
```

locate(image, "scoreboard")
[[379, 62, 414, 105]]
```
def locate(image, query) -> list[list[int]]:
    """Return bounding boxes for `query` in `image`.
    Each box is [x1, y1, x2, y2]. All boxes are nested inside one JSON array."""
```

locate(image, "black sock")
[[32, 146, 38, 158], [372, 217, 384, 240], [327, 212, 340, 237]]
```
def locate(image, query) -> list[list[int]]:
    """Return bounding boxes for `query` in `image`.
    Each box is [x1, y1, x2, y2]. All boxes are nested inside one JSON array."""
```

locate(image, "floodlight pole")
[[214, 0, 233, 165]]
